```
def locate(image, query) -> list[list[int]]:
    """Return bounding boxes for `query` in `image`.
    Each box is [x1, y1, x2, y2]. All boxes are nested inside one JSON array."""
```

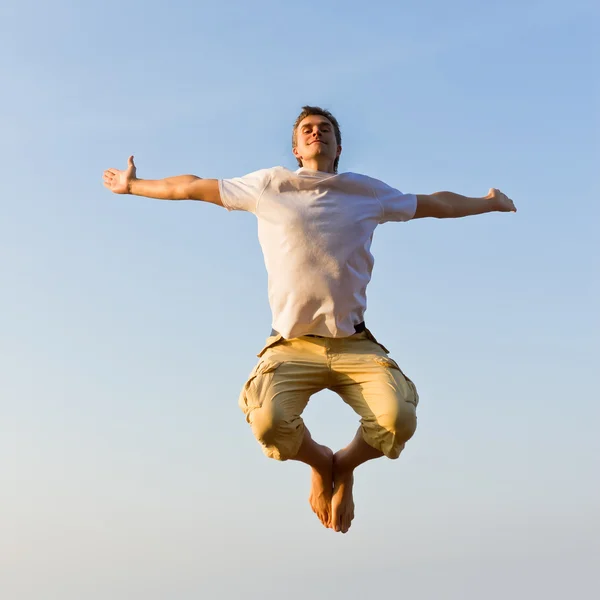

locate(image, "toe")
[[341, 516, 348, 533], [330, 509, 338, 531]]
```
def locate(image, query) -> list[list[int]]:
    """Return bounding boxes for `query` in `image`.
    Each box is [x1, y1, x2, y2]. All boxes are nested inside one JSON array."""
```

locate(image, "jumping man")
[[103, 106, 516, 534]]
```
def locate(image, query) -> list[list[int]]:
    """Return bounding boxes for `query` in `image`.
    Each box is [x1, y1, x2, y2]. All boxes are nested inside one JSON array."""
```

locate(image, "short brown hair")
[[292, 106, 342, 173]]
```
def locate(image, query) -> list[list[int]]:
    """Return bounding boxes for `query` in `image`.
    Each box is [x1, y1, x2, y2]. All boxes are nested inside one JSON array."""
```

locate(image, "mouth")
[[310, 140, 326, 145]]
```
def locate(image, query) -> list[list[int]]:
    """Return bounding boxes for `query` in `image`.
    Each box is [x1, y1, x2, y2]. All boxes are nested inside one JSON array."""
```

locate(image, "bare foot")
[[331, 454, 355, 533], [309, 446, 334, 528]]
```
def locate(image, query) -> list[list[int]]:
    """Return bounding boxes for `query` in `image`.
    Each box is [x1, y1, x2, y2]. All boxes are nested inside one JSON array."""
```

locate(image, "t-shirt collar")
[[295, 167, 337, 178]]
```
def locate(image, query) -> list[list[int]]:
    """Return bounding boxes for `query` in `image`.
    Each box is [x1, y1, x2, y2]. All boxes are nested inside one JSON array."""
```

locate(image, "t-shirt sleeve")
[[371, 178, 417, 223], [218, 168, 272, 213]]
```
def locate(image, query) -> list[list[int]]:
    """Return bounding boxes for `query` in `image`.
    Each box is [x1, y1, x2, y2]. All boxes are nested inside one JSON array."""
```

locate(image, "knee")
[[247, 400, 303, 461], [394, 404, 417, 442], [249, 400, 286, 446], [376, 402, 417, 452], [377, 372, 419, 446]]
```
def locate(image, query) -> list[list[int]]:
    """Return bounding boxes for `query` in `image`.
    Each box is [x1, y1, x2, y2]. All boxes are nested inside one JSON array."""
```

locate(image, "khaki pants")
[[239, 329, 419, 461]]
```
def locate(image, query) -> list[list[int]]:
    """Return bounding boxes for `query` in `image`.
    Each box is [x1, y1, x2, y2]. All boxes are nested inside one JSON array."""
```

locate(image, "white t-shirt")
[[219, 166, 416, 339]]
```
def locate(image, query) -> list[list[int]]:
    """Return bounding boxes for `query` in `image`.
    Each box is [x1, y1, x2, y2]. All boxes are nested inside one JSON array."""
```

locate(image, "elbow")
[[179, 176, 202, 200], [415, 194, 454, 219], [432, 192, 454, 218], [183, 176, 204, 200], [178, 187, 192, 200], [437, 202, 455, 218]]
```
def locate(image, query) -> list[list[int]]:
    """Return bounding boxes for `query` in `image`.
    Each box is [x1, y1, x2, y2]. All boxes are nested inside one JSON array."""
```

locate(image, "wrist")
[[483, 191, 499, 212], [127, 178, 139, 194]]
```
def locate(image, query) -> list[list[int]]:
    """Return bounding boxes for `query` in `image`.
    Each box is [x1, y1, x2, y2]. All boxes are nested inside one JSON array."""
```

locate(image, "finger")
[[105, 169, 118, 176], [127, 155, 135, 168]]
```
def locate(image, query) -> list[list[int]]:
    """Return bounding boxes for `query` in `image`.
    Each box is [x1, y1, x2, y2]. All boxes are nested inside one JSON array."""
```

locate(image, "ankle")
[[313, 445, 333, 470], [333, 451, 355, 476]]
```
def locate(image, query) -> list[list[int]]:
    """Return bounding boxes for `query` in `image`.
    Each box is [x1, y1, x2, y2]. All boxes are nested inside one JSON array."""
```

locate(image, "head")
[[292, 106, 342, 173]]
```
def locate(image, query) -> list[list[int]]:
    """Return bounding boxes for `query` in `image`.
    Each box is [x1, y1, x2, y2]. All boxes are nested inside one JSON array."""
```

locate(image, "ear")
[[292, 145, 302, 160], [336, 145, 342, 158]]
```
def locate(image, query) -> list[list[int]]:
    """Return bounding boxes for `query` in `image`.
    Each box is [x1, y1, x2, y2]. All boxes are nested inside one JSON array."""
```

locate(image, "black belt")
[[270, 321, 366, 338]]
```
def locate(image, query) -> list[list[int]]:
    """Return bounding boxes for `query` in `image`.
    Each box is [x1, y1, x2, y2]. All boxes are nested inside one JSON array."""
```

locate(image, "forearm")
[[429, 191, 496, 218], [129, 175, 200, 200]]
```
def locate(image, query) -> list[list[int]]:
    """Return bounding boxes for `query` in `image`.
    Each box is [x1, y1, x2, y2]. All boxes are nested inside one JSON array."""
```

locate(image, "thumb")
[[127, 155, 136, 169]]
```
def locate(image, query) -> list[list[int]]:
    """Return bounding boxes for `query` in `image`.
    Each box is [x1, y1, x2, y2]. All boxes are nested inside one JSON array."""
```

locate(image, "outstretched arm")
[[413, 188, 516, 219], [103, 156, 222, 206]]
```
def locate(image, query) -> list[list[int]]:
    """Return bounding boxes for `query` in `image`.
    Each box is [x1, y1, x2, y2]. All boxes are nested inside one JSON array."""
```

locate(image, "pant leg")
[[239, 338, 330, 461], [329, 334, 419, 459]]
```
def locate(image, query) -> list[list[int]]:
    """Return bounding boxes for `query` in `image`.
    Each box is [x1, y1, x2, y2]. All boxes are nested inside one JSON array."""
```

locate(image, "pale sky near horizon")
[[1, 0, 599, 598]]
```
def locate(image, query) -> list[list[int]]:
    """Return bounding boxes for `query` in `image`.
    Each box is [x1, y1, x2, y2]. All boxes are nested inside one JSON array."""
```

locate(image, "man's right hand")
[[101, 157, 222, 204], [103, 155, 137, 194]]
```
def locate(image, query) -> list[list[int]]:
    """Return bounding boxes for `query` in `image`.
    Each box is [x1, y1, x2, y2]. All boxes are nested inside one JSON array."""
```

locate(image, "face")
[[293, 115, 341, 167]]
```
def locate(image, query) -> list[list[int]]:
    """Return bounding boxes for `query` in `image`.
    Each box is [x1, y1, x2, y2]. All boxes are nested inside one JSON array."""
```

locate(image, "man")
[[103, 106, 516, 534]]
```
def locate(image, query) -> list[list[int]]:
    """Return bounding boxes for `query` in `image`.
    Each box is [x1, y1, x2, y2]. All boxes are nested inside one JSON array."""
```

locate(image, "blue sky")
[[1, 0, 598, 598]]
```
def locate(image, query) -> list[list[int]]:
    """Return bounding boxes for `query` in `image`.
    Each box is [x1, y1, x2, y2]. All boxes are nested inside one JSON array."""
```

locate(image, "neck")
[[300, 157, 336, 174]]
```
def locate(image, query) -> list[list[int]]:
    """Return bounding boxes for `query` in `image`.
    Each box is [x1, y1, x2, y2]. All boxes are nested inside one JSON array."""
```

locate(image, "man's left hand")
[[488, 188, 517, 212]]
